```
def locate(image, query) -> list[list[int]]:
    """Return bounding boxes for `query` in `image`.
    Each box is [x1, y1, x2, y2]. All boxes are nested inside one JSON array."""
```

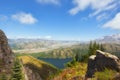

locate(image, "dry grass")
[[19, 56, 49, 68], [53, 62, 87, 80], [18, 56, 58, 80]]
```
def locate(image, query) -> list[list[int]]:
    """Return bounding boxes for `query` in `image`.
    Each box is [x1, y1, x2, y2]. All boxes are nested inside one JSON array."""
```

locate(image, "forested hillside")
[[16, 43, 120, 59], [16, 44, 88, 59]]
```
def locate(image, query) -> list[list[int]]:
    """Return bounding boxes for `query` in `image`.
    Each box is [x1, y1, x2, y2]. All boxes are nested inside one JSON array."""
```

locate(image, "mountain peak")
[[96, 33, 120, 43], [111, 33, 120, 39]]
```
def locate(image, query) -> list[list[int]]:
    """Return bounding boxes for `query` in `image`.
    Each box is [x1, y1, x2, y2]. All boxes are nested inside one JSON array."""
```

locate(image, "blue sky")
[[0, 0, 120, 41]]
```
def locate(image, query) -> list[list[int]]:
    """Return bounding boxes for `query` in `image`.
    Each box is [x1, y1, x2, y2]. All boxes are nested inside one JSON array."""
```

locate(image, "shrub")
[[94, 69, 117, 80]]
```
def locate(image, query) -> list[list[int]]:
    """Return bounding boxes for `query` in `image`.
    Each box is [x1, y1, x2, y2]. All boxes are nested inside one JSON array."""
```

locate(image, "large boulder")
[[0, 30, 14, 74], [85, 50, 120, 78]]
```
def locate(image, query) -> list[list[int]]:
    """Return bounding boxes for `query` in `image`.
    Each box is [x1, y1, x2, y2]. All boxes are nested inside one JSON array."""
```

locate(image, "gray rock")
[[0, 30, 14, 74], [85, 50, 120, 78]]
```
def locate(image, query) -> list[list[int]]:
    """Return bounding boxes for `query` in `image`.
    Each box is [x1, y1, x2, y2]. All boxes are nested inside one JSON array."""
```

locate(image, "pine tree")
[[97, 43, 100, 50], [88, 41, 92, 56], [93, 41, 97, 55], [10, 58, 23, 80], [100, 44, 105, 51], [88, 41, 100, 56], [75, 53, 79, 62], [82, 41, 102, 62]]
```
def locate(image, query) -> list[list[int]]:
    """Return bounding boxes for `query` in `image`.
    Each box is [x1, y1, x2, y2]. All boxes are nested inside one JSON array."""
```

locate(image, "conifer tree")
[[10, 58, 23, 80], [100, 44, 105, 51], [75, 53, 79, 62], [93, 41, 97, 55], [88, 41, 92, 56], [88, 41, 100, 56]]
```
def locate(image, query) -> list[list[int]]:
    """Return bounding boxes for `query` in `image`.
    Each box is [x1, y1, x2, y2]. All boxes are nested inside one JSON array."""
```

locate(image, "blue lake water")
[[38, 58, 72, 69]]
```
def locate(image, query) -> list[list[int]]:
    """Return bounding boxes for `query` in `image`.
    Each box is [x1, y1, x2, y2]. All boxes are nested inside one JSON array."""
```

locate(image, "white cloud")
[[69, 0, 118, 16], [69, 0, 90, 15], [8, 35, 52, 39], [37, 0, 60, 5], [96, 13, 108, 21], [103, 12, 120, 29], [89, 2, 117, 17], [12, 12, 37, 24]]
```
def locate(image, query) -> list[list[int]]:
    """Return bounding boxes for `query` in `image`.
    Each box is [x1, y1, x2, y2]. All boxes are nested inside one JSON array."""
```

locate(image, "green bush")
[[94, 69, 117, 80]]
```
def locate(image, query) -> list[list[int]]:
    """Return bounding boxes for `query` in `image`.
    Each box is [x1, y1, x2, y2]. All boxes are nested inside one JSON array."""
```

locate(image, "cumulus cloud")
[[36, 0, 60, 5], [12, 12, 37, 24], [69, 0, 118, 16], [103, 12, 120, 29]]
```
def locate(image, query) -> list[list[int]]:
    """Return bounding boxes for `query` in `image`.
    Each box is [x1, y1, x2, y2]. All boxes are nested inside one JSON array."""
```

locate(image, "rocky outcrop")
[[85, 50, 120, 78], [0, 30, 14, 74], [24, 66, 42, 80]]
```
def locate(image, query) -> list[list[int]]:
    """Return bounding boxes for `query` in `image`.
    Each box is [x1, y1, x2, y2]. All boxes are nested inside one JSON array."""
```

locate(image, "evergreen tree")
[[10, 58, 23, 80], [96, 43, 100, 50], [93, 41, 97, 55], [88, 41, 92, 56], [100, 44, 105, 51], [77, 41, 102, 62], [88, 41, 100, 56], [75, 53, 79, 62]]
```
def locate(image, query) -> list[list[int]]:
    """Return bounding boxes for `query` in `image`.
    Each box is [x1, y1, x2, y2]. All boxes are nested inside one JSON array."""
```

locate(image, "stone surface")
[[24, 66, 42, 80], [0, 30, 14, 74], [85, 50, 120, 78]]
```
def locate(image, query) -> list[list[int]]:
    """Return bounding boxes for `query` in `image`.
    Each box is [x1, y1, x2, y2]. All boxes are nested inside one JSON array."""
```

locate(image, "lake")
[[38, 58, 72, 69]]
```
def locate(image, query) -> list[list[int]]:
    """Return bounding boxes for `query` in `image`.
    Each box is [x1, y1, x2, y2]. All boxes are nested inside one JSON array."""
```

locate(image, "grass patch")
[[53, 62, 87, 80], [19, 56, 58, 80], [93, 68, 118, 80]]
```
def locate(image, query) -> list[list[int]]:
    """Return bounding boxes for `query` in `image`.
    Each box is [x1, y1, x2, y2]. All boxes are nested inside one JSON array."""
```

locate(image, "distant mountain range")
[[96, 33, 120, 43], [8, 38, 80, 53], [8, 33, 120, 53]]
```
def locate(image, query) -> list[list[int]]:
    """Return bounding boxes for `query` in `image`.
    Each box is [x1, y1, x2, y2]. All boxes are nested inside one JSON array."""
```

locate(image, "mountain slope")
[[53, 62, 87, 80], [19, 56, 58, 80]]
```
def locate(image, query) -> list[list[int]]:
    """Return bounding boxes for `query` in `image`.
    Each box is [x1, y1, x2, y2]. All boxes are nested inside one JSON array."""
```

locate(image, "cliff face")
[[0, 30, 14, 74]]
